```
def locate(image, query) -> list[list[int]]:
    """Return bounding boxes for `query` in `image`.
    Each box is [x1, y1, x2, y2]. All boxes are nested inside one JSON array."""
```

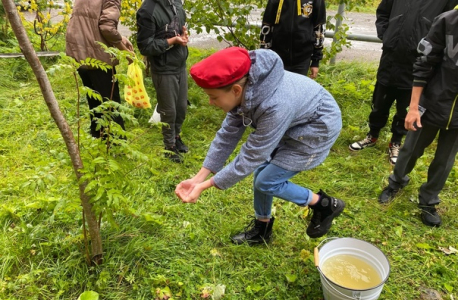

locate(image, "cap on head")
[[190, 47, 251, 89]]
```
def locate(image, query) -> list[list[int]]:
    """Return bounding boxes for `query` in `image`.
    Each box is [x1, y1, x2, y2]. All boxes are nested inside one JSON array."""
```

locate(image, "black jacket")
[[413, 9, 458, 129], [136, 0, 188, 75], [375, 0, 458, 88], [260, 0, 325, 68]]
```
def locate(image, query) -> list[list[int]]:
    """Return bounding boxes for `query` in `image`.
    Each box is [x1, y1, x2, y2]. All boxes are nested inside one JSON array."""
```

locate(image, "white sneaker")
[[349, 134, 377, 151], [388, 143, 401, 165]]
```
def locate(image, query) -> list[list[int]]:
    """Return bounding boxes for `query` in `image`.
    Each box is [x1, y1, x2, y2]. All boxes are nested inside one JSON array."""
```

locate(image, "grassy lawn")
[[0, 47, 457, 300]]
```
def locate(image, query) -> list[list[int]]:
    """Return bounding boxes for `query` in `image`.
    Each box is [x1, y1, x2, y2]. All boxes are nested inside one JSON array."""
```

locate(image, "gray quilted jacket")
[[204, 49, 342, 190]]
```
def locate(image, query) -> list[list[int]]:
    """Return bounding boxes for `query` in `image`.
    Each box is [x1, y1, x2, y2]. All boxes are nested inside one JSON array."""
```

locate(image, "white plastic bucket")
[[314, 238, 390, 300]]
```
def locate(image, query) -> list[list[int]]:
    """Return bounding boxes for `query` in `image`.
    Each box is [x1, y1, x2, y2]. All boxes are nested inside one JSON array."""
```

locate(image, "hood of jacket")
[[241, 49, 284, 112]]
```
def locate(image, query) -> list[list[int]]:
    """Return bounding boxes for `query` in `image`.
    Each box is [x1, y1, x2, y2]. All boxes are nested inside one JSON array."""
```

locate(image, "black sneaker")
[[231, 217, 274, 245], [378, 186, 399, 204], [164, 146, 183, 163], [306, 191, 345, 238], [175, 136, 188, 153], [349, 134, 377, 151], [420, 206, 442, 227]]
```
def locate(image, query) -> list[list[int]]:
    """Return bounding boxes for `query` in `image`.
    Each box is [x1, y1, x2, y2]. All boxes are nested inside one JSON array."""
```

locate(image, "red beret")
[[190, 47, 251, 89]]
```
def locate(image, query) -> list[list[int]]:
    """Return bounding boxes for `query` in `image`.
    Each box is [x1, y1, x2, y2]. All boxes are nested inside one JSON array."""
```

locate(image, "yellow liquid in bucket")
[[321, 254, 382, 290]]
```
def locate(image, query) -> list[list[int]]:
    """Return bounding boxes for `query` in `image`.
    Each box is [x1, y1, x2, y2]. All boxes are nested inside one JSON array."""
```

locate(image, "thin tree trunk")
[[2, 0, 103, 265]]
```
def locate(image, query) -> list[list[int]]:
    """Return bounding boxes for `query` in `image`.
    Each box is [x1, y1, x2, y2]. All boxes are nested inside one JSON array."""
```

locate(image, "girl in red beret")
[[175, 47, 345, 244]]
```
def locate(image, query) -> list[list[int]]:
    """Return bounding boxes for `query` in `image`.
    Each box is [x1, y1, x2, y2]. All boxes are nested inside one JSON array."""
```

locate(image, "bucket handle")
[[314, 237, 361, 300]]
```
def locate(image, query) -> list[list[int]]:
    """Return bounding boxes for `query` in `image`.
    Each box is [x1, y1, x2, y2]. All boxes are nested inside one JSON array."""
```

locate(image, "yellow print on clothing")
[[302, 2, 313, 18]]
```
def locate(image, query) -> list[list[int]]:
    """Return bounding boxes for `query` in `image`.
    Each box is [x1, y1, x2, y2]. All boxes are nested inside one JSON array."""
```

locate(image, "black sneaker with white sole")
[[306, 190, 345, 238], [349, 134, 377, 151]]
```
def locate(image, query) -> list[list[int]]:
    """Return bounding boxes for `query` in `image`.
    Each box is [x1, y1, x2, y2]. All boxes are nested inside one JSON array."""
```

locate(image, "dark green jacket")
[[137, 0, 188, 74]]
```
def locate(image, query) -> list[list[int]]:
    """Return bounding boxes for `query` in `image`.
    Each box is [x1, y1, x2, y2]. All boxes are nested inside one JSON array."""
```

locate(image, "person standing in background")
[[137, 0, 189, 163], [349, 0, 458, 165], [378, 7, 458, 227], [260, 0, 326, 79], [66, 0, 134, 139]]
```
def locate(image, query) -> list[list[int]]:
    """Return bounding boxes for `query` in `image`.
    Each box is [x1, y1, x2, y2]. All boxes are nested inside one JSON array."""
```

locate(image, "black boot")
[[231, 217, 275, 245], [420, 205, 441, 227], [175, 136, 188, 153], [378, 186, 399, 204], [164, 146, 183, 163], [306, 190, 345, 238]]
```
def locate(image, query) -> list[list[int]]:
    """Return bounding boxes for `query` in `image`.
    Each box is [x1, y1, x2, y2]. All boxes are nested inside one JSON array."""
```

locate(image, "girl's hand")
[[175, 179, 197, 201], [181, 183, 205, 203]]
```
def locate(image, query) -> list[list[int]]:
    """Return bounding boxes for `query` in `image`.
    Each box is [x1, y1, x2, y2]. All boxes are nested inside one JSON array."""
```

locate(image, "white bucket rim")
[[316, 237, 391, 292]]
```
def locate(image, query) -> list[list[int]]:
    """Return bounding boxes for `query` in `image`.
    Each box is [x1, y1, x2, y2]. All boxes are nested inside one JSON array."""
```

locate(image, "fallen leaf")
[[439, 246, 458, 255]]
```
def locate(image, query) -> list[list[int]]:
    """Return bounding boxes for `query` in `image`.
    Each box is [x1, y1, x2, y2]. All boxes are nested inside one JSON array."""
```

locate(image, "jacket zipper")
[[446, 94, 458, 129]]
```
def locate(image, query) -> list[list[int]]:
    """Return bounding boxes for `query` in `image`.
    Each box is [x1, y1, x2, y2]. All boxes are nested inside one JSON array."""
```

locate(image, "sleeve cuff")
[[210, 177, 221, 190], [413, 79, 427, 87], [311, 60, 320, 68]]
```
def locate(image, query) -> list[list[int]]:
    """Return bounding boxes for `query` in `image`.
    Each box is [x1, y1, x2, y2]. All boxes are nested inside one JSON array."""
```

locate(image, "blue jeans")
[[253, 162, 313, 219]]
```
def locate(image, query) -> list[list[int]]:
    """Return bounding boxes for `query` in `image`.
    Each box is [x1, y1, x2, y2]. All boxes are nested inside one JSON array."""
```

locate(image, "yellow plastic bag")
[[124, 63, 151, 109]]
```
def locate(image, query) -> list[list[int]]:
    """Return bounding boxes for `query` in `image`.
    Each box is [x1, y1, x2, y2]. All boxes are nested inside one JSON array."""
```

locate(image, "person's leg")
[[232, 163, 345, 244], [174, 68, 189, 152], [152, 72, 183, 162], [368, 82, 396, 139], [387, 87, 411, 164], [349, 83, 395, 151], [390, 87, 411, 144], [419, 128, 458, 204], [379, 125, 439, 203], [231, 162, 275, 244], [78, 68, 126, 138], [152, 72, 179, 147], [252, 162, 306, 219], [78, 68, 103, 138], [416, 127, 458, 227]]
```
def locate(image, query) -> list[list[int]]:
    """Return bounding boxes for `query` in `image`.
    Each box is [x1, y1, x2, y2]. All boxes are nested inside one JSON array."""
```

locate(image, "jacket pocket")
[[413, 17, 432, 51], [382, 14, 403, 50]]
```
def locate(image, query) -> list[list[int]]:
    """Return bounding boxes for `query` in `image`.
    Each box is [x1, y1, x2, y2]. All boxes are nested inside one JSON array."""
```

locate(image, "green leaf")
[[285, 273, 297, 283], [416, 243, 434, 250], [444, 283, 453, 292], [78, 291, 99, 300], [84, 180, 98, 193], [395, 226, 403, 238]]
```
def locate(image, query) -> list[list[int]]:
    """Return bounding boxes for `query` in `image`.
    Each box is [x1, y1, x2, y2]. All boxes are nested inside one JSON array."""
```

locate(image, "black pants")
[[368, 82, 411, 144], [388, 124, 458, 206], [284, 57, 311, 77], [78, 68, 125, 138]]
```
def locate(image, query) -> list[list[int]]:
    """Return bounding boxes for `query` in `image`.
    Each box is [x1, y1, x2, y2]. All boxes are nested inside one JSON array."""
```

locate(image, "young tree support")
[[175, 47, 345, 244]]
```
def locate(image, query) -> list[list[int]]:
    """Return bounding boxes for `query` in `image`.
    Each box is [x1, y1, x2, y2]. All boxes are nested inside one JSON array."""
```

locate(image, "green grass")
[[0, 48, 457, 300]]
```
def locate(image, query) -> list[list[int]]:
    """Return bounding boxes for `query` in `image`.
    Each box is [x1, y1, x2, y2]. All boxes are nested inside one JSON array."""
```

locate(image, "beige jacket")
[[66, 0, 123, 66]]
